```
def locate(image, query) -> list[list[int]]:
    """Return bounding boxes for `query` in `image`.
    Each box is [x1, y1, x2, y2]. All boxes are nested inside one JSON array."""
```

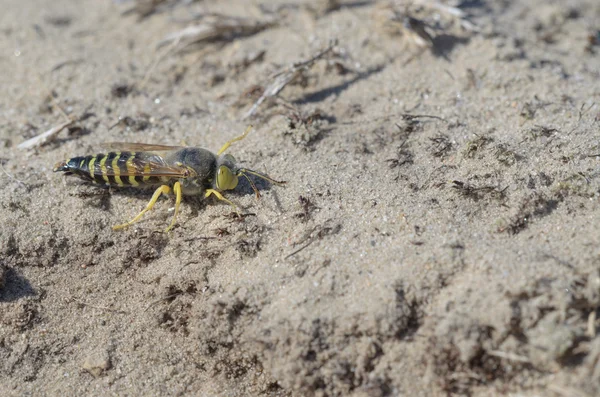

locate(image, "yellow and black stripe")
[[54, 152, 167, 187]]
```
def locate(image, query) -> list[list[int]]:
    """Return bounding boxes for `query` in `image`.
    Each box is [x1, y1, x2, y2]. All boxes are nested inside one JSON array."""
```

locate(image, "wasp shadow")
[[296, 64, 386, 105], [432, 34, 471, 59], [230, 169, 282, 199], [333, 1, 372, 10], [48, 125, 95, 148], [0, 267, 36, 302], [459, 0, 498, 13], [65, 182, 114, 211], [65, 176, 279, 217]]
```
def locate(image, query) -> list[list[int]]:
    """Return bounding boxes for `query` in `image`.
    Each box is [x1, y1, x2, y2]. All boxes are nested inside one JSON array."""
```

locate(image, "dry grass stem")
[[122, 0, 183, 20], [242, 40, 337, 120], [158, 14, 276, 51], [414, 0, 478, 31], [487, 350, 531, 363], [17, 119, 75, 150]]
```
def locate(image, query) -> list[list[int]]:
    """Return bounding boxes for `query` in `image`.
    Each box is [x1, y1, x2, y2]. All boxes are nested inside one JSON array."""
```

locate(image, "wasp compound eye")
[[216, 166, 238, 191]]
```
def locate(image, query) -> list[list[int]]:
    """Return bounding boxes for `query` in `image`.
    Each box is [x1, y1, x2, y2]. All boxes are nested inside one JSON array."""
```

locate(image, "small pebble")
[[82, 350, 111, 377]]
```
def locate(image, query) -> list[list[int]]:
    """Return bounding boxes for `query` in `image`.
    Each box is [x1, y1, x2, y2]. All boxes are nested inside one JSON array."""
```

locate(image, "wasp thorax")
[[216, 166, 238, 191]]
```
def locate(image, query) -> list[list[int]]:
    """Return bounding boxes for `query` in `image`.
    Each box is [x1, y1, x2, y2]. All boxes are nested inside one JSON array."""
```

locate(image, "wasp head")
[[215, 154, 239, 191]]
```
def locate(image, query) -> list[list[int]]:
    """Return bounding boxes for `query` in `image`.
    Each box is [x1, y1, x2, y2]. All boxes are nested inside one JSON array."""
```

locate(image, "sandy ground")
[[1, 0, 600, 396]]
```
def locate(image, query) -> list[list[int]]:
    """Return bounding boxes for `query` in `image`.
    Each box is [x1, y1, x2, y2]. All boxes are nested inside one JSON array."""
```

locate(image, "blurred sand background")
[[1, 0, 600, 396]]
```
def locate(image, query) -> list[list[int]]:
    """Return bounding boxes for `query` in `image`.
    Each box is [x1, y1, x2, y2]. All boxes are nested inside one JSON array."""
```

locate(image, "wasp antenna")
[[238, 168, 286, 186], [217, 125, 254, 156], [239, 171, 261, 199]]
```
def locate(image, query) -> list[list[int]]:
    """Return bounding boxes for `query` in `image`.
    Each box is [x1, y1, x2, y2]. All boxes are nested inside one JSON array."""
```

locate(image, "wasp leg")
[[217, 125, 252, 155], [165, 181, 182, 232], [113, 185, 171, 230], [205, 189, 240, 215]]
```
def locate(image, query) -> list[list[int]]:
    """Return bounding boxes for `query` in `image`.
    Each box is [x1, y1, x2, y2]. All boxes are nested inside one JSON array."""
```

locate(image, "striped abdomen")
[[54, 151, 170, 187]]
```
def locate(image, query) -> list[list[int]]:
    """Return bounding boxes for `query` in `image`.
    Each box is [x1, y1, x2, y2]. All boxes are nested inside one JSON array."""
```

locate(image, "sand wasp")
[[53, 126, 285, 231]]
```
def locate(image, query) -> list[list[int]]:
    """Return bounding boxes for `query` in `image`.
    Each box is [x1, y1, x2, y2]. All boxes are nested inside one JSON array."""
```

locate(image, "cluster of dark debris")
[[426, 271, 600, 396]]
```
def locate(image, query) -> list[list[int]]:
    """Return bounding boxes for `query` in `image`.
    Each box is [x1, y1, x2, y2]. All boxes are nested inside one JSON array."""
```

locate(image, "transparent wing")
[[102, 142, 185, 151], [101, 152, 190, 178]]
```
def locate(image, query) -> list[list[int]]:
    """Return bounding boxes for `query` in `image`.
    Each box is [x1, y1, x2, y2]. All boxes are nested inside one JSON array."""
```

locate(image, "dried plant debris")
[[227, 50, 266, 75], [402, 15, 436, 48], [377, 4, 434, 49], [494, 144, 519, 166], [121, 0, 189, 20], [428, 134, 453, 158], [286, 107, 333, 129], [464, 67, 482, 90], [387, 140, 414, 181], [305, 0, 342, 18], [387, 144, 413, 169], [258, 0, 359, 19], [108, 113, 151, 131], [393, 117, 421, 135], [158, 13, 276, 52], [376, 0, 478, 50], [518, 97, 552, 124], [110, 82, 135, 98], [553, 172, 597, 199], [428, 271, 600, 394], [451, 180, 507, 202], [242, 41, 337, 120], [526, 125, 559, 140], [285, 222, 342, 260], [417, 0, 478, 31], [282, 106, 333, 149], [0, 159, 30, 191], [396, 113, 445, 135], [18, 100, 94, 150], [585, 30, 600, 53], [294, 195, 319, 222], [464, 134, 493, 159], [232, 84, 264, 109], [17, 119, 75, 150], [122, 232, 169, 265], [511, 274, 600, 370], [498, 192, 558, 234], [45, 15, 73, 27]]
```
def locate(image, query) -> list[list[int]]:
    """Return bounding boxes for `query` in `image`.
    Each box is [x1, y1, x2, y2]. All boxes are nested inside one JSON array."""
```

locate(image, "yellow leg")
[[205, 189, 240, 215], [217, 125, 252, 155], [165, 181, 182, 232], [113, 185, 171, 230]]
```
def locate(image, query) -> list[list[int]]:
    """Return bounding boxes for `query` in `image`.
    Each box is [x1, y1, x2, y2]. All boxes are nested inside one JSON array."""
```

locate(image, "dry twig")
[[144, 292, 184, 312], [242, 40, 337, 120], [413, 0, 478, 32], [376, 2, 434, 48], [487, 350, 530, 363], [121, 0, 185, 20], [158, 13, 275, 51], [376, 0, 478, 54], [71, 297, 128, 314], [0, 160, 28, 188], [589, 310, 597, 338], [17, 119, 75, 150], [284, 221, 340, 260]]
